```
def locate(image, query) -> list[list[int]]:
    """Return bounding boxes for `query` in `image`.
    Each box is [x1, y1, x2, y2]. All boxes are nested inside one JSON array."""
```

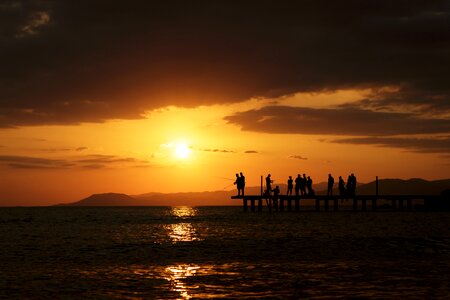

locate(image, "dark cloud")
[[75, 146, 88, 151], [225, 106, 450, 136], [0, 154, 152, 169], [332, 136, 450, 153], [289, 155, 308, 160], [244, 150, 258, 154], [0, 1, 449, 127]]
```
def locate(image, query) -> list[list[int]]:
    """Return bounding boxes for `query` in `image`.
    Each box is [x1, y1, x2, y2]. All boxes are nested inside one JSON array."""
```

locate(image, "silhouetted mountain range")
[[62, 178, 449, 206]]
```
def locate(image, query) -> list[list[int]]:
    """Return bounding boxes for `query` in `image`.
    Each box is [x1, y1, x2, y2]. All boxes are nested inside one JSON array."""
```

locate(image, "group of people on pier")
[[234, 172, 357, 199], [282, 174, 315, 197]]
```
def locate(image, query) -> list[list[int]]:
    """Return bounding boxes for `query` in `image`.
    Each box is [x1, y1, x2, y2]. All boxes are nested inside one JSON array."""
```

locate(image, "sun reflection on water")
[[164, 264, 200, 299], [171, 206, 197, 218], [165, 207, 200, 243]]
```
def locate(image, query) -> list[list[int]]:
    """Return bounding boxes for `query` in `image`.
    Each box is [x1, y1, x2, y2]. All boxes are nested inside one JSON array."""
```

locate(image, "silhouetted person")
[[234, 173, 242, 196], [287, 176, 293, 196], [338, 176, 346, 202], [346, 175, 353, 197], [273, 185, 280, 209], [295, 174, 301, 196], [306, 176, 314, 196], [327, 174, 334, 196], [240, 172, 245, 196], [266, 174, 273, 193], [351, 173, 357, 196], [301, 174, 307, 196]]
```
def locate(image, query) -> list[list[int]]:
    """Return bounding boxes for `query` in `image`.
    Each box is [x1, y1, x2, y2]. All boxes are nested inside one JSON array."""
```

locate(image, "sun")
[[175, 143, 191, 159]]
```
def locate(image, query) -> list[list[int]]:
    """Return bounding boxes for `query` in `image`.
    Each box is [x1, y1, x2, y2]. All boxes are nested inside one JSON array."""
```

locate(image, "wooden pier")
[[231, 194, 443, 212]]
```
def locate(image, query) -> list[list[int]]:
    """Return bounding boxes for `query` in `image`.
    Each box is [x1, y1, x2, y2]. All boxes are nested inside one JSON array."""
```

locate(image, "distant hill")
[[355, 178, 450, 195], [64, 193, 140, 206], [63, 178, 449, 206]]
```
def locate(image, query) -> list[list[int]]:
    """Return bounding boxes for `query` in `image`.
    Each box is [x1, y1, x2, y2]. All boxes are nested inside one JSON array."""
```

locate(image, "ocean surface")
[[0, 206, 449, 299]]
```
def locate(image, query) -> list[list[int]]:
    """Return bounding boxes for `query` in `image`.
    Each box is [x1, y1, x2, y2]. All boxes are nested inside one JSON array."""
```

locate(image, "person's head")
[[236, 173, 239, 177], [240, 172, 243, 176], [297, 174, 300, 177], [339, 176, 342, 179], [289, 176, 292, 179], [351, 173, 354, 176], [329, 173, 331, 177], [276, 185, 279, 189], [303, 173, 306, 177], [268, 174, 271, 177]]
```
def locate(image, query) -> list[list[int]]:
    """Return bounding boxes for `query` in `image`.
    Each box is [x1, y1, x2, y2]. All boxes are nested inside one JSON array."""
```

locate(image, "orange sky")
[[1, 89, 448, 205], [1, 2, 449, 205]]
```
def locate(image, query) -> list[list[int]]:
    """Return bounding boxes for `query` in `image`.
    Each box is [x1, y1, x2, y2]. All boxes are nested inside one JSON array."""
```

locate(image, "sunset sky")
[[1, 1, 449, 205]]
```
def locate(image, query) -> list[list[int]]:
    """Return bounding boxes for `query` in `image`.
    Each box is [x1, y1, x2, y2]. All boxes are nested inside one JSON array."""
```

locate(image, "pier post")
[[407, 198, 412, 211], [251, 199, 255, 212], [324, 198, 329, 211], [287, 198, 292, 212], [376, 176, 378, 197], [333, 198, 338, 211], [273, 198, 278, 211], [362, 199, 367, 211], [295, 197, 300, 212], [315, 198, 320, 211], [258, 198, 263, 212], [399, 199, 404, 211], [243, 198, 248, 212], [353, 198, 358, 211], [279, 198, 284, 211]]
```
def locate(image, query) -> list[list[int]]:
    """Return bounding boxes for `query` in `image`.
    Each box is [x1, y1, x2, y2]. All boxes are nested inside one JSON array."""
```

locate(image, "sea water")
[[0, 206, 449, 299]]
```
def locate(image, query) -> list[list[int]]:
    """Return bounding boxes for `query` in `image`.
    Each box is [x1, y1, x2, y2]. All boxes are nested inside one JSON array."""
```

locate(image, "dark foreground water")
[[0, 207, 449, 299]]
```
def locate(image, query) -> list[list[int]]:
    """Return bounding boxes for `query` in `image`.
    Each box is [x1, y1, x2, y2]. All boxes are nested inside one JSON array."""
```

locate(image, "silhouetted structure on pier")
[[232, 194, 445, 212]]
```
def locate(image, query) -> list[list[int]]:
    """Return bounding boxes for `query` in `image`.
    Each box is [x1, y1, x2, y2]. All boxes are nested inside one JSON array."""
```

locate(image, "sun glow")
[[175, 143, 191, 159]]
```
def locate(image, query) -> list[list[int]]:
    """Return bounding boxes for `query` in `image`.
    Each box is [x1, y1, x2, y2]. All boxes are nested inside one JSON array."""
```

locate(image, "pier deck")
[[231, 194, 443, 212]]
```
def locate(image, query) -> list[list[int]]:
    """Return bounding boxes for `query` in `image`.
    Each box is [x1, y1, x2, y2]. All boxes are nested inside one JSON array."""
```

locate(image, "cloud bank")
[[0, 1, 449, 127]]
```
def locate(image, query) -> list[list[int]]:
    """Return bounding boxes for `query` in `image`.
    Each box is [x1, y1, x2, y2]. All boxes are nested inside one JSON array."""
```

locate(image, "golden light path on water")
[[164, 206, 201, 299], [165, 206, 200, 243], [164, 264, 200, 299]]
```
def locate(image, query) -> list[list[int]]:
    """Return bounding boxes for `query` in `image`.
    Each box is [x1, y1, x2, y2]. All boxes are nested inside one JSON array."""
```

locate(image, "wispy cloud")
[[244, 150, 258, 154], [0, 155, 73, 169], [0, 154, 153, 170], [289, 155, 308, 160], [198, 148, 236, 153]]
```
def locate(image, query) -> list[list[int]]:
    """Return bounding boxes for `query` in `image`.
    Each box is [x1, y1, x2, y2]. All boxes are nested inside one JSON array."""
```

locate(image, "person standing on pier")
[[327, 174, 334, 196], [273, 185, 280, 209], [240, 172, 245, 196], [346, 174, 353, 197], [351, 173, 357, 196], [306, 176, 314, 196], [287, 176, 293, 196], [266, 174, 273, 193], [234, 173, 243, 196], [339, 176, 346, 202], [301, 174, 307, 196], [295, 174, 301, 196]]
